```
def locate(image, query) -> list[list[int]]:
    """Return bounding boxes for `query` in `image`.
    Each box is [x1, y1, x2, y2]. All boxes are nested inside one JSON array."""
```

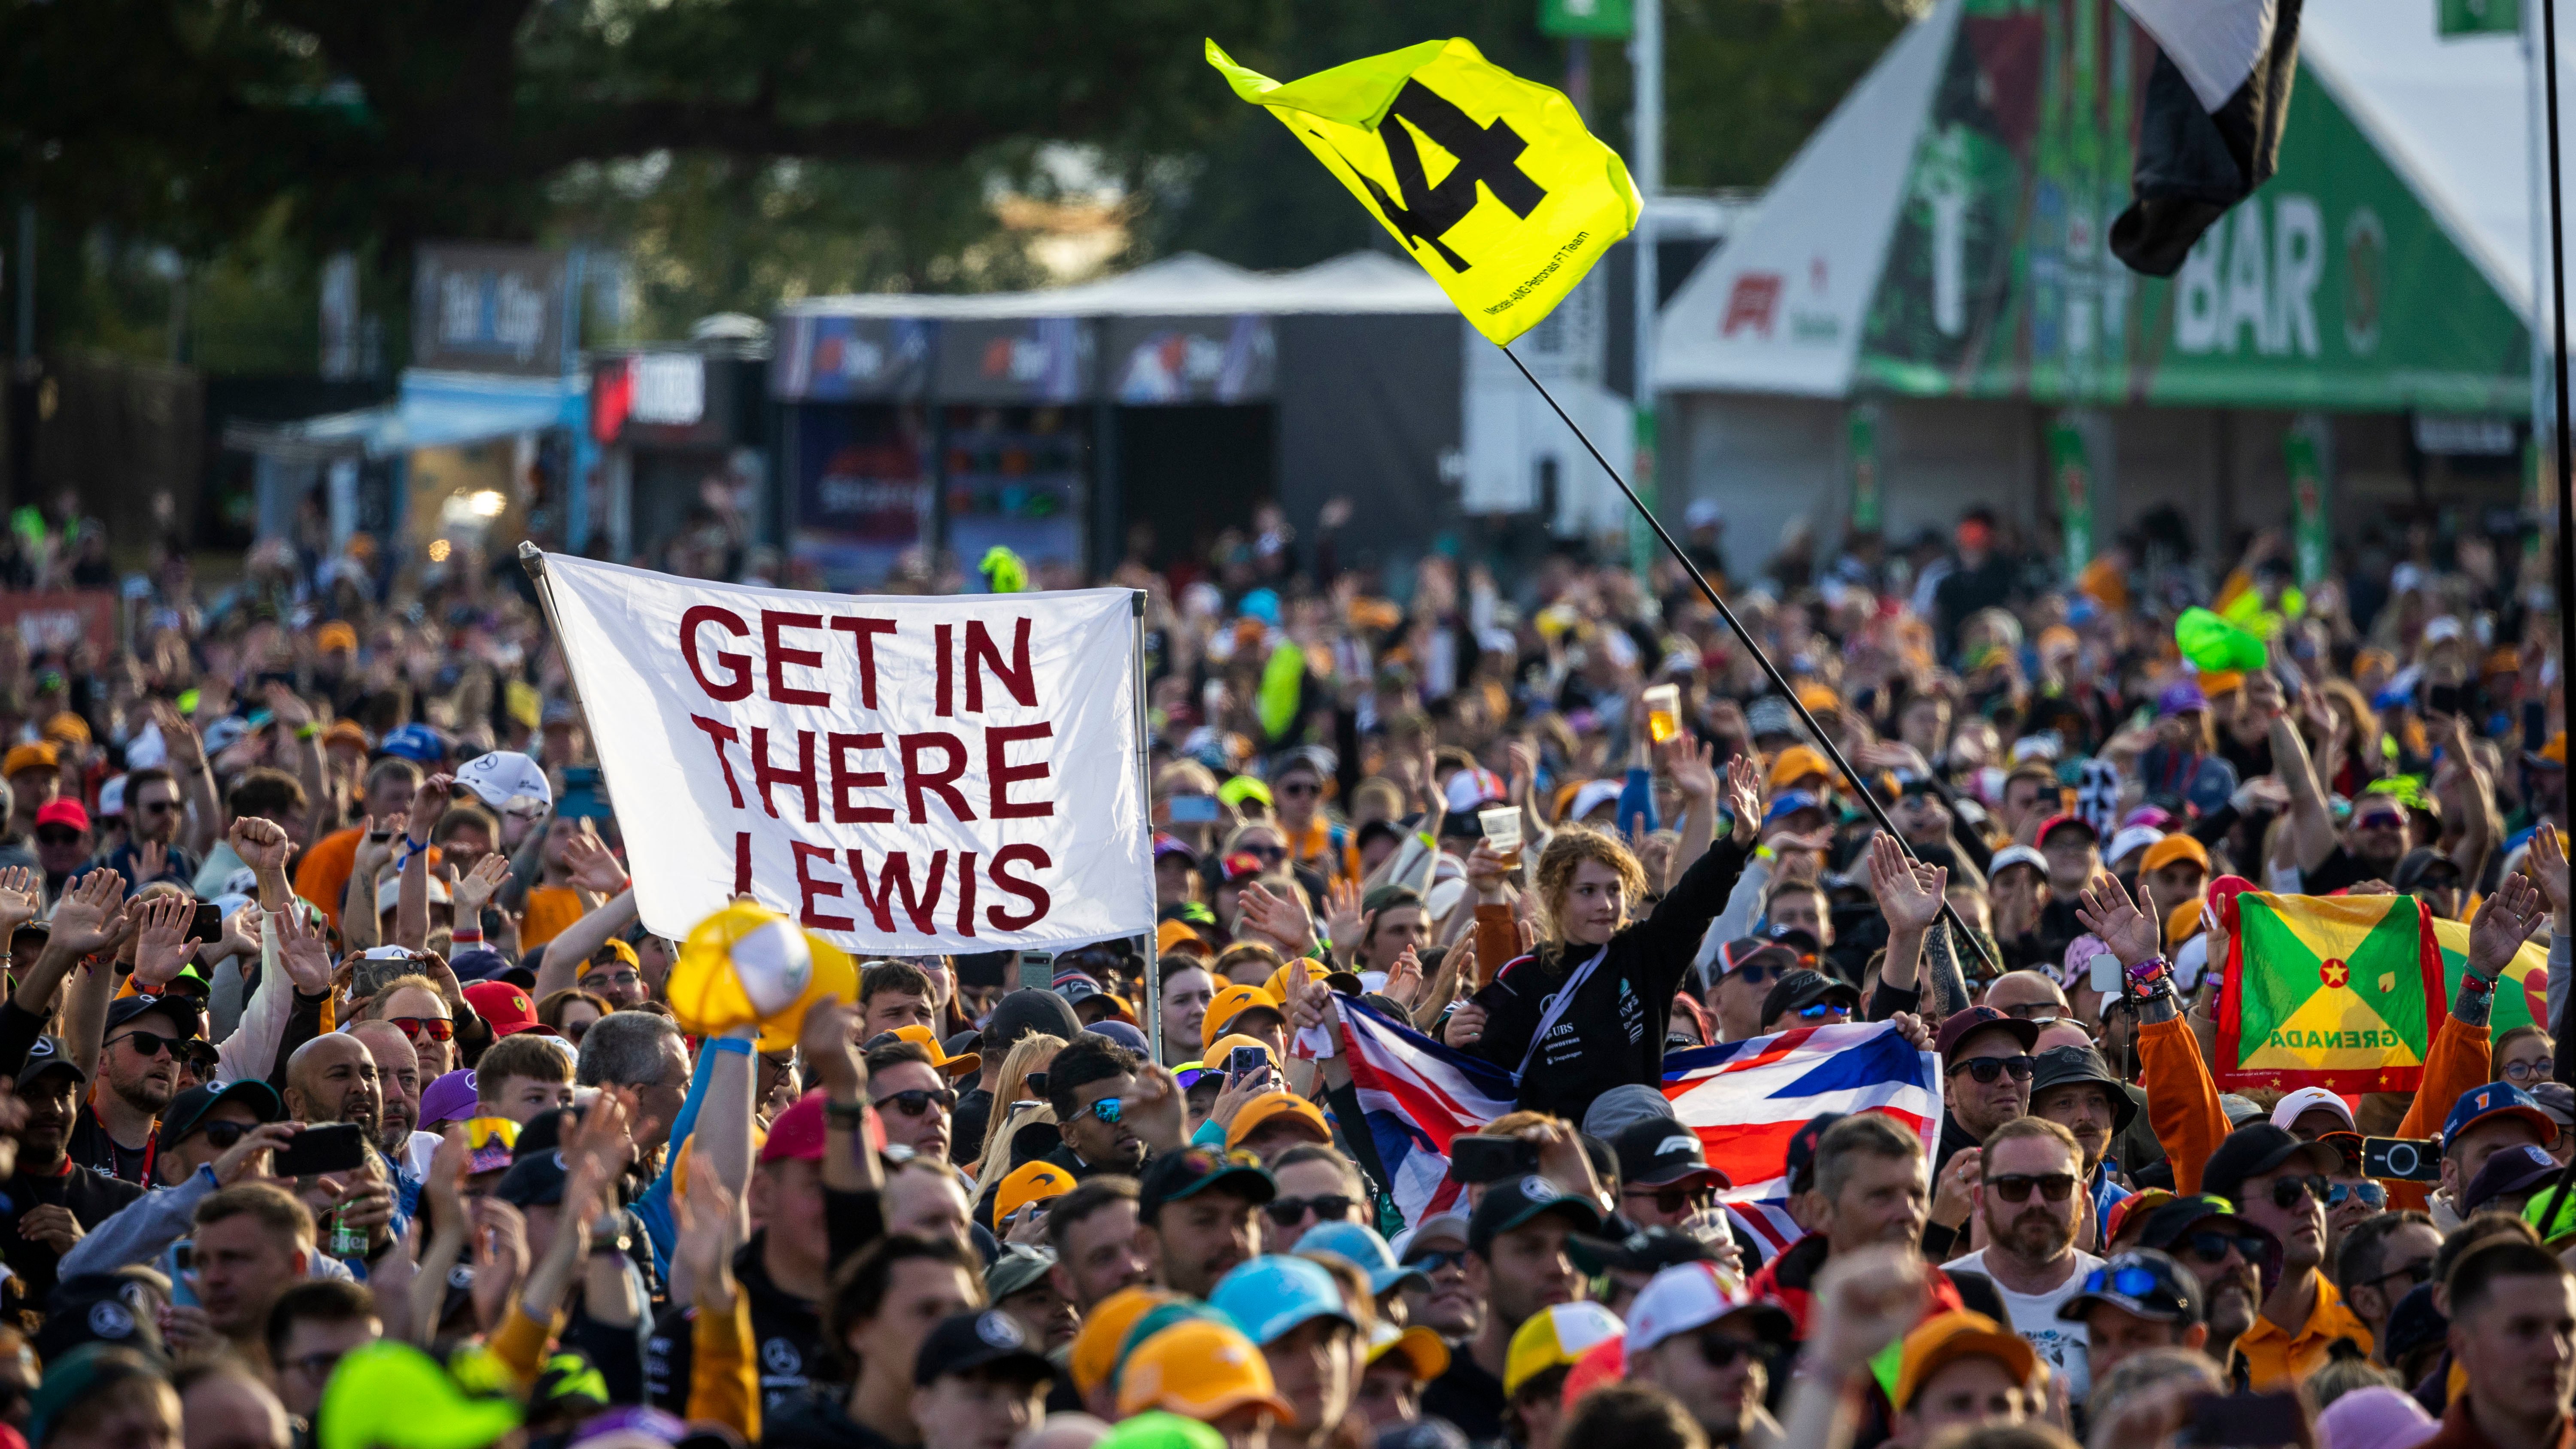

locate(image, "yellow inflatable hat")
[[670, 902, 855, 1046]]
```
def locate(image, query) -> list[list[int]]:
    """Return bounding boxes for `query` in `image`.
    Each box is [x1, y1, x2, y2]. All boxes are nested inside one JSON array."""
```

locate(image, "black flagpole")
[[1500, 345, 2002, 977], [2527, 0, 2576, 1238]]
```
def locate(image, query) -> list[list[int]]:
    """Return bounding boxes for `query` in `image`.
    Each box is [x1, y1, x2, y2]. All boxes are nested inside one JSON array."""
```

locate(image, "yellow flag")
[[1208, 37, 1640, 346]]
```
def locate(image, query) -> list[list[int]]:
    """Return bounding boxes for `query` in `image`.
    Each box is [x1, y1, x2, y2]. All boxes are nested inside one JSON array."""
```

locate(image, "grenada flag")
[[2435, 917, 2552, 1034], [2218, 892, 2447, 1093]]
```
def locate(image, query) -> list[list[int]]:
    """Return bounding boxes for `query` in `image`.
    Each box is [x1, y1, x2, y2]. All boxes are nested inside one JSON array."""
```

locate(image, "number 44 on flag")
[[1207, 38, 1640, 346]]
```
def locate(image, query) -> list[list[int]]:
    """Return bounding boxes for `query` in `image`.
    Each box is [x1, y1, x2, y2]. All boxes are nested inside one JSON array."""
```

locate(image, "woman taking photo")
[[1444, 741, 1761, 1121]]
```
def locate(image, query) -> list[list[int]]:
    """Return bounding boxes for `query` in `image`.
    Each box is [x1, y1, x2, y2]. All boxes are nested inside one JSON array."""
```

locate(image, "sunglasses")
[[1986, 1173, 2077, 1203], [1949, 1055, 2036, 1084], [2265, 1174, 2329, 1210], [2081, 1264, 2169, 1300], [2184, 1230, 2269, 1266], [1406, 1249, 1467, 1274], [1266, 1194, 1356, 1226], [875, 1088, 958, 1118], [136, 800, 176, 816], [1277, 781, 1318, 797], [2328, 1181, 2387, 1209], [2000, 1003, 2063, 1022], [1243, 844, 1287, 862], [1088, 1098, 1124, 1125], [1726, 963, 1785, 986], [2370, 1258, 2435, 1294], [1692, 1333, 1764, 1370], [1624, 1182, 1718, 1215], [34, 830, 79, 847], [193, 1120, 253, 1149], [2355, 812, 2406, 831], [110, 1030, 189, 1059], [389, 1016, 454, 1042], [1793, 1002, 1849, 1022]]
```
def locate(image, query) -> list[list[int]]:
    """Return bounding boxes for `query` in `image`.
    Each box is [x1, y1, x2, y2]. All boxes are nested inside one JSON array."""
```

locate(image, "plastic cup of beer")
[[1643, 683, 1682, 744], [1479, 806, 1523, 871]]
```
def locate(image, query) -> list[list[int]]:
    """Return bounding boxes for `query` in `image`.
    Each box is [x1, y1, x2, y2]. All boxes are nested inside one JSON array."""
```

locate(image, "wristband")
[[2123, 957, 2173, 996], [449, 927, 483, 946], [825, 1102, 871, 1129], [702, 1035, 753, 1058], [2461, 969, 2496, 995], [295, 723, 321, 741]]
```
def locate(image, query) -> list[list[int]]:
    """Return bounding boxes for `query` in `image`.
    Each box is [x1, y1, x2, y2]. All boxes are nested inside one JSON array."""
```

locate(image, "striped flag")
[[1305, 995, 1520, 1227], [2108, 0, 2304, 276], [1662, 1022, 1945, 1258]]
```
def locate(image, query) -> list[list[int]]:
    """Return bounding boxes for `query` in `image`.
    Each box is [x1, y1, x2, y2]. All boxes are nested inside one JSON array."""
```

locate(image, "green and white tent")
[[1655, 0, 2557, 564]]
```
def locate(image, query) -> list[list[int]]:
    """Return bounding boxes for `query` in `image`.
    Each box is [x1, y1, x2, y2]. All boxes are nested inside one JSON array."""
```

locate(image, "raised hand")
[[1660, 734, 1718, 804], [228, 816, 292, 875], [450, 853, 511, 921], [153, 703, 204, 773], [1723, 753, 1762, 845], [133, 839, 168, 887], [130, 894, 196, 987], [1382, 944, 1424, 1008], [352, 815, 400, 884], [1323, 878, 1363, 960], [270, 904, 334, 994], [263, 683, 314, 731], [561, 828, 629, 896], [1808, 1244, 1931, 1376], [0, 866, 41, 936], [2470, 873, 2551, 977], [1866, 832, 1947, 933], [1236, 881, 1316, 955], [1443, 999, 1488, 1049], [673, 1148, 741, 1312], [407, 775, 454, 845], [2532, 825, 2571, 923], [1463, 841, 1513, 902], [49, 870, 128, 957], [798, 995, 865, 1102], [2073, 875, 2160, 968]]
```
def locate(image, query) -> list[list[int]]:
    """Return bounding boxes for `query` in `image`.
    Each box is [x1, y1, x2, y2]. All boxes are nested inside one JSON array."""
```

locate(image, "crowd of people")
[[0, 500, 2557, 1449]]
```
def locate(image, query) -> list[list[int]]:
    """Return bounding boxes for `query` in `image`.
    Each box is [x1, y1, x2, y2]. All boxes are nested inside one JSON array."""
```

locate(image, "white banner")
[[538, 553, 1151, 952]]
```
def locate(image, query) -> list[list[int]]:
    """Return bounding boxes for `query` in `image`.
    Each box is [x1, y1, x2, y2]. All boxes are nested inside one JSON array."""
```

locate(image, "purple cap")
[[1088, 1021, 1152, 1056], [448, 948, 512, 982], [2157, 679, 2208, 717], [419, 1069, 480, 1131], [2313, 1387, 2436, 1449]]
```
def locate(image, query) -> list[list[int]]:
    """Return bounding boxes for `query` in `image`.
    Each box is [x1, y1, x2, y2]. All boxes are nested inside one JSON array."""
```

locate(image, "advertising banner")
[[413, 245, 575, 377], [540, 554, 1151, 951], [0, 593, 118, 654]]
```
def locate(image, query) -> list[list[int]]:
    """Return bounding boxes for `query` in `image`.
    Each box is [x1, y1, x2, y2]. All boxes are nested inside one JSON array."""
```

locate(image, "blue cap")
[[2443, 1081, 2558, 1148], [1210, 1255, 1356, 1346], [1295, 1221, 1428, 1297], [379, 723, 447, 764], [1762, 790, 1824, 827]]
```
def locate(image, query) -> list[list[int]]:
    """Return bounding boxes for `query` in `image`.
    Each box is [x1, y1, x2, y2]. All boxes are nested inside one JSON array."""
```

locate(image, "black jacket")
[[1465, 837, 1750, 1121], [642, 1232, 820, 1412], [0, 1158, 143, 1307]]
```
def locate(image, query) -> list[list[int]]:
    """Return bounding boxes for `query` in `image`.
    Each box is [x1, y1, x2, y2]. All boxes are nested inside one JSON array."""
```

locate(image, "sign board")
[[1102, 316, 1276, 404], [0, 592, 118, 655], [1540, 0, 1633, 39], [933, 318, 1094, 404], [413, 245, 575, 377], [772, 316, 934, 402], [540, 553, 1151, 951]]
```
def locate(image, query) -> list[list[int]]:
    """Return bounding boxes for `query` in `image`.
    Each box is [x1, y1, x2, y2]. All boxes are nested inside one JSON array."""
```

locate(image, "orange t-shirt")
[[520, 885, 586, 948], [292, 826, 443, 933]]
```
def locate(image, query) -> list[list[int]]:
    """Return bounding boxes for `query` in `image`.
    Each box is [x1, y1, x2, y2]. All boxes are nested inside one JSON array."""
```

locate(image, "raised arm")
[[1866, 833, 1947, 1015], [155, 703, 222, 860], [263, 686, 332, 855], [394, 775, 454, 951], [2259, 676, 2337, 873], [532, 833, 636, 1000], [51, 871, 130, 1081], [1660, 734, 1719, 889]]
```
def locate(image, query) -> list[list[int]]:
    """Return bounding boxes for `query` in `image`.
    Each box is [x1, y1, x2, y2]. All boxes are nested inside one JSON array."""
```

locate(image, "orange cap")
[[995, 1160, 1078, 1228], [1116, 1319, 1293, 1422], [890, 1023, 980, 1078], [1894, 1312, 2040, 1410], [41, 712, 88, 747], [2139, 834, 2210, 875], [1202, 985, 1283, 1053], [1224, 1091, 1331, 1152], [1765, 745, 1832, 793], [2, 743, 57, 778], [1070, 1288, 1180, 1396], [2163, 901, 2205, 948]]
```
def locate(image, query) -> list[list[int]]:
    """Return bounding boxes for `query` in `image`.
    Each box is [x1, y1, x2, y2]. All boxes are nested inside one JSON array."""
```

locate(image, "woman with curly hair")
[[1443, 741, 1760, 1121]]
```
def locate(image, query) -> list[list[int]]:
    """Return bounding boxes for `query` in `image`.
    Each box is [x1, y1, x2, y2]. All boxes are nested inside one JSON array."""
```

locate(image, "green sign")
[[1848, 404, 1883, 531], [2286, 416, 2331, 586], [2439, 0, 2520, 35], [1540, 0, 1633, 39], [1855, 0, 2530, 414], [2049, 415, 2094, 575]]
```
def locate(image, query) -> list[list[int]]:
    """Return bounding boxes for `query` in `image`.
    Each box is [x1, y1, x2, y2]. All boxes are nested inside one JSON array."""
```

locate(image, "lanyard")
[[1516, 944, 1609, 1081]]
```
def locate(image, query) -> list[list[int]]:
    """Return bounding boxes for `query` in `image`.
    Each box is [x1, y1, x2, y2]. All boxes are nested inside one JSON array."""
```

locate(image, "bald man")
[[181, 1362, 291, 1449], [1983, 970, 2069, 1024], [341, 1021, 440, 1232], [283, 1035, 394, 1262]]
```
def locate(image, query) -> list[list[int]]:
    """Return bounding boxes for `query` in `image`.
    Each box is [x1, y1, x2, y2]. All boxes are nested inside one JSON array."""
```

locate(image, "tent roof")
[[779, 250, 1453, 321]]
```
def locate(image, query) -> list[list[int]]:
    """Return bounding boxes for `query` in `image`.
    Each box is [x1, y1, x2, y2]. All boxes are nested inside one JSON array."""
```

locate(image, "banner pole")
[[1499, 345, 2002, 975], [1132, 589, 1160, 1065], [2534, 0, 2576, 1230]]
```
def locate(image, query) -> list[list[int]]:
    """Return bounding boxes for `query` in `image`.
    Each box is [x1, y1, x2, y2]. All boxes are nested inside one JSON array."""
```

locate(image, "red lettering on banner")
[[762, 611, 831, 705], [987, 844, 1052, 930], [734, 832, 752, 896], [986, 723, 1054, 819], [935, 623, 954, 716], [827, 732, 893, 823], [964, 618, 1034, 711], [848, 849, 948, 934], [689, 715, 746, 808], [794, 841, 854, 930], [900, 733, 974, 822], [829, 617, 898, 709], [954, 852, 978, 936], [681, 607, 753, 701], [749, 727, 820, 823]]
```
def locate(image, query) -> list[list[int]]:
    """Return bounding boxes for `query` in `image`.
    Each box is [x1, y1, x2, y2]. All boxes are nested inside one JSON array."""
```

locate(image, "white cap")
[[97, 775, 127, 818], [2106, 825, 2165, 866], [1990, 845, 2047, 879], [1685, 498, 1723, 529], [453, 750, 552, 812], [377, 874, 453, 912], [1389, 1210, 1470, 1263], [2174, 932, 2211, 993], [1625, 1262, 1767, 1353], [2271, 1086, 2357, 1134], [1568, 780, 1624, 824]]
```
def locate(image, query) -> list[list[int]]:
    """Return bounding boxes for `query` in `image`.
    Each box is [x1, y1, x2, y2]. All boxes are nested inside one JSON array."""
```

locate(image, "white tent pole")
[[1630, 0, 1662, 576]]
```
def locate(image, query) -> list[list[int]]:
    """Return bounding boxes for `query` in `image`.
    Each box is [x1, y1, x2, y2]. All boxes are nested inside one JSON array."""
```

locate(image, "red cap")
[[462, 980, 545, 1036], [33, 800, 88, 834], [2033, 814, 2096, 848], [761, 1088, 830, 1165]]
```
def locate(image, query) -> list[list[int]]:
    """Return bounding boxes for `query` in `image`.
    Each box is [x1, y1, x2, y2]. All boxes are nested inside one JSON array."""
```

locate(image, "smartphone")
[[2180, 1391, 2305, 1448], [1229, 1045, 1270, 1080], [163, 1239, 197, 1308], [2427, 681, 2467, 717], [188, 903, 224, 944], [1168, 795, 1221, 824], [2363, 1137, 2443, 1182], [1018, 950, 1054, 994], [2090, 953, 2122, 996], [273, 1122, 369, 1177], [1447, 1134, 1543, 1185]]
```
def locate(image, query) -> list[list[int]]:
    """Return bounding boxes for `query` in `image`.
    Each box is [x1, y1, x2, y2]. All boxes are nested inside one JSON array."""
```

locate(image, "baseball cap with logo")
[[463, 981, 546, 1037], [2444, 1081, 2558, 1149], [1211, 1255, 1357, 1346], [914, 1309, 1054, 1386], [1115, 1320, 1294, 1422], [453, 750, 552, 813], [1502, 1301, 1624, 1397], [1622, 1261, 1791, 1354], [33, 1276, 167, 1366], [2054, 1248, 2203, 1326], [1610, 1118, 1730, 1191], [1467, 1175, 1605, 1254], [995, 1161, 1079, 1228], [1893, 1312, 2041, 1410]]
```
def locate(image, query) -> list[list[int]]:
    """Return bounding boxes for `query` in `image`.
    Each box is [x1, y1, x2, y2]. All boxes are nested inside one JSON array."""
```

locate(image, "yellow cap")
[[1225, 1091, 1331, 1152], [996, 1160, 1078, 1227], [41, 712, 88, 747], [1203, 985, 1283, 1053], [1504, 1302, 1625, 1397], [2164, 901, 2205, 948], [1203, 1034, 1277, 1069], [756, 933, 857, 1054], [890, 1024, 980, 1078], [1794, 683, 1841, 714], [1766, 745, 1832, 793], [2140, 834, 2210, 875], [2, 742, 56, 778], [1894, 1312, 2041, 1410], [1116, 1320, 1293, 1422], [316, 621, 359, 654], [666, 902, 858, 1051], [1367, 1322, 1452, 1382], [1260, 958, 1328, 1005], [2198, 670, 2245, 697], [1071, 1288, 1179, 1396], [1157, 919, 1207, 956]]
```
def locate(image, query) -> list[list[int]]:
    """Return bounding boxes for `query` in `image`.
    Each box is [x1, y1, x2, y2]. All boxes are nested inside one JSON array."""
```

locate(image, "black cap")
[[34, 1274, 166, 1365], [2464, 1142, 2564, 1217], [1467, 1174, 1604, 1254], [2382, 1282, 2448, 1365], [1609, 1118, 1729, 1190], [1136, 1146, 1276, 1223], [2133, 1195, 2278, 1282], [984, 989, 1083, 1059], [155, 1078, 284, 1150], [17, 1034, 82, 1087], [2200, 1124, 2343, 1204], [495, 1149, 569, 1207], [913, 1309, 1054, 1387], [1784, 1112, 1849, 1195], [2054, 1248, 2203, 1326], [2027, 1046, 2139, 1134], [2393, 848, 2464, 895], [1759, 969, 1857, 1027], [1709, 938, 1799, 981], [104, 993, 201, 1039], [1934, 1005, 2041, 1058], [1767, 927, 1824, 957], [1566, 1225, 1716, 1277]]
